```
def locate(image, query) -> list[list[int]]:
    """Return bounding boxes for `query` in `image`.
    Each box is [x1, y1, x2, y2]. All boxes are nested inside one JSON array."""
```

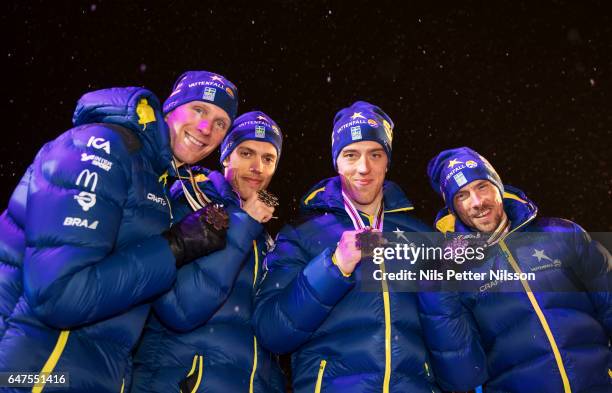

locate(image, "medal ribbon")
[[341, 190, 384, 231], [171, 160, 212, 212]]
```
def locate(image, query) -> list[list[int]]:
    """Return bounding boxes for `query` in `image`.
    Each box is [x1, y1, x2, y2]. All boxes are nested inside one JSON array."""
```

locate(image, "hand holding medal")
[[257, 189, 279, 208], [243, 189, 278, 223], [356, 227, 386, 256]]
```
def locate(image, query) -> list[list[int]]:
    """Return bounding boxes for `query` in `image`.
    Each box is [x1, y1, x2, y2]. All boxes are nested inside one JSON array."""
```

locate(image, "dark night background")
[[4, 1, 612, 233]]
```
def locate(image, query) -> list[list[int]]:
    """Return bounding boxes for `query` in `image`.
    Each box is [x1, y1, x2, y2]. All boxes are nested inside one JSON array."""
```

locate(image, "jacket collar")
[[300, 176, 414, 215]]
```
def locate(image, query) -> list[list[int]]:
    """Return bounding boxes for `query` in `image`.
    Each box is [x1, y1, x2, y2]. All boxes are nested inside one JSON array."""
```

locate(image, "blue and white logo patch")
[[350, 126, 362, 140], [255, 125, 266, 138], [203, 87, 217, 101], [453, 171, 467, 187]]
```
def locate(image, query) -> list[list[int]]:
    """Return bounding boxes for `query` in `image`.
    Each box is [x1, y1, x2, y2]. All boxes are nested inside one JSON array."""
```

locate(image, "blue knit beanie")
[[219, 111, 282, 165], [427, 147, 504, 213], [331, 101, 393, 170], [163, 71, 238, 121]]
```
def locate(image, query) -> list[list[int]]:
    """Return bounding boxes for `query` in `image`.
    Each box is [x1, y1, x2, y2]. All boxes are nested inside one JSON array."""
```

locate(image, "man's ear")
[[222, 158, 229, 168]]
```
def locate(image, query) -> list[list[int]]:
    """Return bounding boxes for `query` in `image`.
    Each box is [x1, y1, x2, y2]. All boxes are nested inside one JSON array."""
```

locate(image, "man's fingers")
[[247, 189, 260, 202], [254, 200, 275, 213]]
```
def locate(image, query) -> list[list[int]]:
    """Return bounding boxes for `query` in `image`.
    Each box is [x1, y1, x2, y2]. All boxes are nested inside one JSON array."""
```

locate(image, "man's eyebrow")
[[237, 146, 255, 153]]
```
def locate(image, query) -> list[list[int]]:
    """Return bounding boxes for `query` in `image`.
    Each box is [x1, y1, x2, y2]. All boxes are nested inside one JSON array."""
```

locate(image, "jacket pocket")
[[179, 354, 204, 393], [314, 359, 327, 393]]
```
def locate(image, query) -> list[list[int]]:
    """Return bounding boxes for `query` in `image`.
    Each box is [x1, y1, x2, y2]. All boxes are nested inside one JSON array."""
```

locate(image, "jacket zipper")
[[249, 240, 260, 392], [32, 330, 70, 393], [180, 354, 204, 393], [499, 240, 571, 393], [314, 359, 327, 393], [365, 213, 391, 393]]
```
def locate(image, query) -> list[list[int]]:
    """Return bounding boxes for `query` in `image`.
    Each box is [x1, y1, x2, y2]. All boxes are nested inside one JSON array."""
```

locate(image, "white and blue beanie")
[[427, 147, 504, 213], [219, 111, 282, 166], [331, 100, 394, 170], [163, 70, 238, 121]]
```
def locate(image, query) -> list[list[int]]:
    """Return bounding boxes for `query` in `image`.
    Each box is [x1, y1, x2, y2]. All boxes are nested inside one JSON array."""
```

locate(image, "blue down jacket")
[[253, 176, 442, 393], [0, 87, 177, 392], [419, 185, 611, 393], [132, 169, 285, 393]]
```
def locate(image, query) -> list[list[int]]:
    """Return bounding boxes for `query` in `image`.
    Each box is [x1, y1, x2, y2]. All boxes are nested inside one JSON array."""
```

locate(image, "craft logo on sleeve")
[[203, 87, 217, 101], [147, 192, 167, 206]]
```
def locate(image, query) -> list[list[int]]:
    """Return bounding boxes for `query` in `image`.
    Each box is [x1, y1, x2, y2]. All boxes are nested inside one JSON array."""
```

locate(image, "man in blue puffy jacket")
[[0, 85, 230, 392], [132, 110, 286, 392], [420, 147, 611, 393], [253, 101, 441, 393]]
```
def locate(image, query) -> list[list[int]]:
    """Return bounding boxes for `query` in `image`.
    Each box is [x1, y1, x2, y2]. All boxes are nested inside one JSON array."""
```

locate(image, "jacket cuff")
[[302, 248, 355, 306], [332, 252, 352, 277]]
